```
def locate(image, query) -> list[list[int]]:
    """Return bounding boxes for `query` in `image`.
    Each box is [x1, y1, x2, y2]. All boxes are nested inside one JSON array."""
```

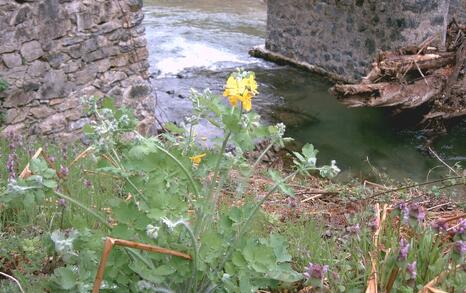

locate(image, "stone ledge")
[[249, 45, 354, 84]]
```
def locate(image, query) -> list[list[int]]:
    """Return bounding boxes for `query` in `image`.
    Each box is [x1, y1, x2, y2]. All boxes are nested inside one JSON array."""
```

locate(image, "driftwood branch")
[[332, 21, 466, 126], [92, 237, 191, 293]]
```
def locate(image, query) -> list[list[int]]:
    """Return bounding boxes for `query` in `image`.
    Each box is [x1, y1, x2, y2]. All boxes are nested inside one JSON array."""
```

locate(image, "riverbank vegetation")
[[1, 72, 465, 292]]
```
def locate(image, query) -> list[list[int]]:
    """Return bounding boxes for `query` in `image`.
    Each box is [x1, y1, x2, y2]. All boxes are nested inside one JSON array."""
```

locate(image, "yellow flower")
[[245, 74, 258, 95], [190, 153, 206, 166], [238, 92, 252, 111], [223, 72, 259, 112]]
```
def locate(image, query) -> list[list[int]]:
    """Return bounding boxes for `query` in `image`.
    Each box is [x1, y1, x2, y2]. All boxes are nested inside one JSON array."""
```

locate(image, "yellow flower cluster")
[[190, 153, 206, 166], [223, 72, 258, 111]]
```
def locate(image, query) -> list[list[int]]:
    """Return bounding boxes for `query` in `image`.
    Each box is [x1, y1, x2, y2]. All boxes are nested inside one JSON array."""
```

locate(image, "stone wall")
[[450, 0, 466, 22], [0, 0, 154, 141], [265, 0, 462, 82]]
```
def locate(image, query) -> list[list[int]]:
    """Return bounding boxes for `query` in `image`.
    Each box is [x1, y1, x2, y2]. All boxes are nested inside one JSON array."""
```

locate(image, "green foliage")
[[1, 72, 340, 292], [0, 78, 7, 125], [0, 78, 7, 92], [1, 71, 463, 292]]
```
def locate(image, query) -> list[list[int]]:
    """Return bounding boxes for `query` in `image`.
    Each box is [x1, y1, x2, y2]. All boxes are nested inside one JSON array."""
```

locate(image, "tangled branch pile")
[[332, 21, 465, 126]]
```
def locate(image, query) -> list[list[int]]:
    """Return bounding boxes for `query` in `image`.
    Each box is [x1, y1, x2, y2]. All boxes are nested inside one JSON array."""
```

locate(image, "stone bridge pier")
[[262, 0, 466, 82]]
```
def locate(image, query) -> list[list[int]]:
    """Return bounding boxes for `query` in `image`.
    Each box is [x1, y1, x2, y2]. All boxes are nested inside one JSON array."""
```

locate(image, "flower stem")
[[153, 144, 200, 200], [53, 190, 111, 229], [216, 170, 298, 271]]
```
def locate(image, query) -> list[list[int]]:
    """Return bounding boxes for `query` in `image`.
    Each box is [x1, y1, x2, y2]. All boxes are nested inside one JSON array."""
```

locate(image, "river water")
[[142, 0, 466, 181]]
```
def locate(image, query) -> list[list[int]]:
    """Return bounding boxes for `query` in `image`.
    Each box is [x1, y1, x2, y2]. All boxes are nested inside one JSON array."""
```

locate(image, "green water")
[[143, 0, 466, 181]]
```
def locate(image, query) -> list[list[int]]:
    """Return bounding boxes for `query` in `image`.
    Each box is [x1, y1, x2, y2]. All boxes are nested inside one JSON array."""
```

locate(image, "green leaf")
[[266, 263, 302, 283], [82, 124, 94, 135], [268, 170, 294, 197], [53, 267, 78, 290], [43, 179, 58, 189], [269, 234, 292, 262], [223, 113, 241, 133], [113, 202, 140, 225], [30, 158, 48, 174], [302, 143, 318, 160], [243, 241, 276, 273], [164, 122, 185, 134], [23, 193, 35, 209], [102, 96, 116, 112], [153, 265, 176, 276]]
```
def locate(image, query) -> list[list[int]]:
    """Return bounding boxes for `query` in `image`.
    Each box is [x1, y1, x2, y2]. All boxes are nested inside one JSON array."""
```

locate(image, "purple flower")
[[432, 220, 449, 232], [84, 179, 92, 188], [397, 203, 410, 223], [49, 156, 56, 164], [286, 197, 297, 208], [369, 216, 380, 232], [398, 238, 410, 261], [454, 240, 466, 257], [347, 224, 360, 235], [6, 153, 17, 179], [57, 198, 67, 208], [303, 263, 329, 281], [409, 204, 425, 223], [451, 219, 465, 236], [60, 165, 69, 177], [407, 261, 416, 280]]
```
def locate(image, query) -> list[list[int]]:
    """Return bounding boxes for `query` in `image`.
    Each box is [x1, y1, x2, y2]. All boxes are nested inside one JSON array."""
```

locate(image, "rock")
[[5, 108, 28, 124], [77, 11, 94, 31], [9, 5, 31, 26], [54, 97, 80, 111], [106, 85, 123, 97], [46, 53, 70, 69], [39, 70, 66, 99], [102, 71, 127, 85], [110, 54, 130, 67], [128, 0, 143, 12], [3, 90, 34, 107], [30, 105, 55, 119], [95, 59, 111, 73], [1, 123, 25, 138], [68, 117, 90, 131], [81, 37, 99, 53], [37, 113, 66, 134], [2, 52, 22, 68], [271, 107, 319, 127], [65, 108, 82, 121], [22, 82, 40, 91], [62, 60, 81, 73], [20, 40, 44, 62], [27, 60, 50, 77]]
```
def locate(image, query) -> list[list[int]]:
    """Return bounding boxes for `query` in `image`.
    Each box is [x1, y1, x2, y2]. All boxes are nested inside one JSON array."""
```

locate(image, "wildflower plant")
[[1, 70, 339, 292]]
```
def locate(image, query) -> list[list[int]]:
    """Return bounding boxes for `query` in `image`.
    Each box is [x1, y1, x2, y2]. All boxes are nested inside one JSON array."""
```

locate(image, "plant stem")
[[363, 175, 464, 201], [53, 190, 111, 229], [217, 171, 298, 271], [182, 223, 199, 293], [196, 131, 232, 236], [252, 142, 274, 169], [153, 144, 200, 200]]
